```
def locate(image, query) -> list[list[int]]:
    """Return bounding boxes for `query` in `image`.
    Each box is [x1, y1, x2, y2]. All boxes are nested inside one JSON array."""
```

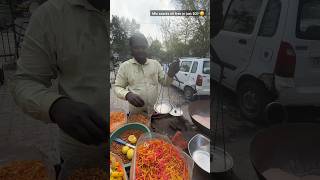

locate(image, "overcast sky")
[[110, 0, 177, 43]]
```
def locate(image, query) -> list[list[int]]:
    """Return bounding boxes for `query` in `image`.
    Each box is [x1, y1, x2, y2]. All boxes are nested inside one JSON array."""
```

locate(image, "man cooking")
[[10, 0, 108, 179], [114, 33, 180, 115]]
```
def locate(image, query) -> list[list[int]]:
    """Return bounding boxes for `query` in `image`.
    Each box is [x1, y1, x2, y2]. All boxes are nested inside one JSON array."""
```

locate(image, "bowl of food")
[[130, 132, 194, 180], [110, 123, 151, 169], [110, 109, 127, 133], [0, 145, 56, 180]]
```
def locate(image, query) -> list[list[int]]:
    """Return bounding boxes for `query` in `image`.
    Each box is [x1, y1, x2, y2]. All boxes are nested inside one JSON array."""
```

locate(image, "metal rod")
[[8, 0, 19, 59], [1, 32, 7, 61]]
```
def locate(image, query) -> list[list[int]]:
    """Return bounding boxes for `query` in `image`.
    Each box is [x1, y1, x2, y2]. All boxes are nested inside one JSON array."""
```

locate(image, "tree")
[[148, 39, 165, 61], [120, 17, 140, 37], [110, 15, 129, 61]]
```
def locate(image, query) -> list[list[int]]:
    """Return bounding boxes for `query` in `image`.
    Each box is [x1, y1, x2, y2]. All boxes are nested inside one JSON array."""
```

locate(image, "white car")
[[212, 0, 320, 120], [172, 57, 210, 99]]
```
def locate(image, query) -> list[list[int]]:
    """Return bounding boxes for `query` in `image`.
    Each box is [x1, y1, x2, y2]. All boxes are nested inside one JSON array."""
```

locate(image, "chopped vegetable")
[[110, 112, 126, 133], [128, 135, 137, 144], [135, 139, 189, 180], [126, 149, 134, 160], [122, 146, 129, 154], [128, 114, 149, 126], [0, 160, 49, 180], [110, 154, 125, 180], [111, 129, 144, 164], [68, 168, 107, 180]]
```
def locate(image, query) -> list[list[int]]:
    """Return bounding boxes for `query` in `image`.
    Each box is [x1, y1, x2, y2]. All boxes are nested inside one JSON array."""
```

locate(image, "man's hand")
[[168, 60, 180, 77], [125, 92, 145, 107], [49, 98, 107, 145]]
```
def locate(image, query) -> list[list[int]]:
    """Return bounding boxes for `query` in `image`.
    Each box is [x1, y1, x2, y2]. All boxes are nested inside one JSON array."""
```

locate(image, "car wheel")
[[237, 80, 271, 122], [184, 86, 195, 100]]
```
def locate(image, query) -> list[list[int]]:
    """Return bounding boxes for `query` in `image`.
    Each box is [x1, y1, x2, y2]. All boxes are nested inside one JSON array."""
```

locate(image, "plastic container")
[[110, 153, 128, 180], [0, 145, 56, 180], [130, 132, 194, 180]]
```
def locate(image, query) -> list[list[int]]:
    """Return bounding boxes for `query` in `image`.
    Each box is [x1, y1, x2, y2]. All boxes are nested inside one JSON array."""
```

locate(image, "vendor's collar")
[[129, 58, 150, 65]]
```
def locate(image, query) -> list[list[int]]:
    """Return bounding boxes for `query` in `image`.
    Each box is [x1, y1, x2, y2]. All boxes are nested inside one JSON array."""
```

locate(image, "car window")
[[297, 0, 320, 40], [190, 61, 198, 73], [223, 0, 263, 34], [203, 61, 210, 74], [180, 61, 193, 72], [258, 0, 281, 37]]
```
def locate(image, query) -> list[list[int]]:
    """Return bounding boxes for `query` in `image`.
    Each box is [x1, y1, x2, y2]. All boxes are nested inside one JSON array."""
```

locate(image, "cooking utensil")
[[154, 99, 173, 114], [188, 134, 210, 173], [211, 146, 234, 173], [189, 99, 210, 135], [114, 138, 136, 149], [110, 123, 151, 169], [250, 123, 320, 180]]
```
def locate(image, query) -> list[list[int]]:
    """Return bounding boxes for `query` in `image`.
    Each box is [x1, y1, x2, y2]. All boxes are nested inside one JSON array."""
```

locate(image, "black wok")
[[250, 123, 320, 180], [188, 99, 210, 135]]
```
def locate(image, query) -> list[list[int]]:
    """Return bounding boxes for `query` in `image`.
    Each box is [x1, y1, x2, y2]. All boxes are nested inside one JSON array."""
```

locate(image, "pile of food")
[[110, 153, 126, 180], [111, 129, 144, 164], [134, 139, 190, 180], [0, 160, 49, 180], [128, 114, 149, 126], [110, 112, 126, 132], [68, 168, 107, 180]]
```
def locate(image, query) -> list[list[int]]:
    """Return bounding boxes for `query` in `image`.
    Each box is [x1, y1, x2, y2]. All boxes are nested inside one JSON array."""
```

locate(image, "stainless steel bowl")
[[188, 134, 210, 173], [154, 100, 173, 114]]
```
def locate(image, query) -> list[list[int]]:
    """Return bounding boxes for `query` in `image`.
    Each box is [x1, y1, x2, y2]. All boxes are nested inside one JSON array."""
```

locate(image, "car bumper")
[[195, 86, 210, 96], [277, 87, 320, 106], [275, 76, 320, 106]]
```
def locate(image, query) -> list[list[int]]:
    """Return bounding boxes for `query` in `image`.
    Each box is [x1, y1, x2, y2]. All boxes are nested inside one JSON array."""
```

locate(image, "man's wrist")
[[125, 92, 132, 100], [49, 97, 70, 123]]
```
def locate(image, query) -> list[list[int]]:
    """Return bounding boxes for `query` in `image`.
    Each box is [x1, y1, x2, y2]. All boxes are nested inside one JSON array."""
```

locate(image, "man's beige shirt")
[[10, 0, 109, 123], [114, 58, 173, 114]]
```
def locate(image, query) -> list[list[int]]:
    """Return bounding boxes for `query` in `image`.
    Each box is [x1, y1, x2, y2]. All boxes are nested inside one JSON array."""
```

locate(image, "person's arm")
[[114, 63, 130, 100], [157, 61, 173, 86], [10, 4, 64, 123]]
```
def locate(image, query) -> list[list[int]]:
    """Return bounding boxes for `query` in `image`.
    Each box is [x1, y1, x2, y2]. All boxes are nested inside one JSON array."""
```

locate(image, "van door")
[[290, 0, 320, 92], [201, 60, 210, 90], [212, 0, 266, 90], [248, 0, 288, 82], [188, 61, 198, 87]]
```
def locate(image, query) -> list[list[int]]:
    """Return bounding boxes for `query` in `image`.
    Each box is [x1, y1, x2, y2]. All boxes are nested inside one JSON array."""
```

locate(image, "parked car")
[[212, 0, 320, 121], [172, 57, 210, 100]]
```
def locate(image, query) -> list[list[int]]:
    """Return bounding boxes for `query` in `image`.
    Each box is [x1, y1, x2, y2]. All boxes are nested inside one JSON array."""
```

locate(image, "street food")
[[110, 112, 126, 133], [110, 153, 126, 180], [128, 135, 137, 144], [128, 114, 149, 126], [111, 129, 144, 164], [68, 168, 107, 180], [134, 139, 190, 180], [0, 160, 49, 180]]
